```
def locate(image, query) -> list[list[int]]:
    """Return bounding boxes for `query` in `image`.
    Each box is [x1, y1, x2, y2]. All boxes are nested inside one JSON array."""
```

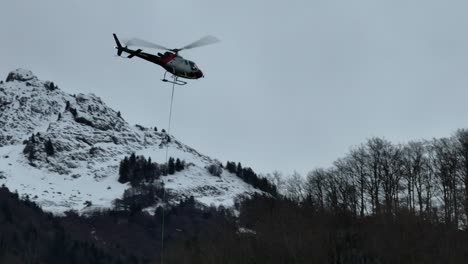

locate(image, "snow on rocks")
[[0, 69, 258, 214]]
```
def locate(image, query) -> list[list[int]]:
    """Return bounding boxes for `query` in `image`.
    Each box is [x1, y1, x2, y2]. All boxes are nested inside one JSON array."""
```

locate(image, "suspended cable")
[[160, 74, 176, 264]]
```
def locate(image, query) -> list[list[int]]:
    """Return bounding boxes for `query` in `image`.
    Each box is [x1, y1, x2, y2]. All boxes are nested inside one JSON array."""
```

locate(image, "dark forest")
[[3, 129, 468, 263]]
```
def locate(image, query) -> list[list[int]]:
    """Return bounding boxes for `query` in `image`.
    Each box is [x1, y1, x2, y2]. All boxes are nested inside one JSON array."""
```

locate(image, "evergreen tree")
[[118, 155, 164, 184], [154, 127, 158, 132], [28, 148, 35, 162], [225, 161, 277, 195], [44, 139, 54, 156], [160, 164, 168, 176], [152, 163, 161, 181], [242, 168, 252, 183], [236, 162, 243, 177], [118, 157, 129, 183], [117, 111, 121, 118], [175, 158, 184, 171], [129, 153, 136, 164], [143, 157, 153, 182], [226, 161, 236, 173], [168, 157, 176, 175]]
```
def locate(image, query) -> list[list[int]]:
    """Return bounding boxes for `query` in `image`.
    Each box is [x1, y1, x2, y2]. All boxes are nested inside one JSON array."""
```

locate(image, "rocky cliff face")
[[0, 69, 257, 214]]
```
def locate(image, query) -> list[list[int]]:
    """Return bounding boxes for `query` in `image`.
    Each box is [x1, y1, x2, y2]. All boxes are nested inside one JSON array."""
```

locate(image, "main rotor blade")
[[125, 38, 170, 51], [181, 35, 220, 50]]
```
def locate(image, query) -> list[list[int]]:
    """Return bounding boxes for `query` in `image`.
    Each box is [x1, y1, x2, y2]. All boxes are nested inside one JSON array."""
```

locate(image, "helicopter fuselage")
[[117, 46, 204, 80]]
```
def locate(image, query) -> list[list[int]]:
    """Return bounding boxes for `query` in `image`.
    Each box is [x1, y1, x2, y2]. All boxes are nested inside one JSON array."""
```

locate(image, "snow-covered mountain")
[[0, 69, 258, 214]]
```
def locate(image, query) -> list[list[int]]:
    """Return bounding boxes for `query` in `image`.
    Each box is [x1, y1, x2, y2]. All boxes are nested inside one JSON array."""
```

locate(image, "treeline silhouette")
[[162, 193, 468, 264], [118, 154, 185, 186], [226, 161, 277, 195], [272, 129, 468, 229], [2, 184, 468, 263]]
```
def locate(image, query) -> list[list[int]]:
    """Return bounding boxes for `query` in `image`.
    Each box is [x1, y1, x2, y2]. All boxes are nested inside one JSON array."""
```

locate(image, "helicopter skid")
[[162, 78, 187, 86], [162, 71, 187, 86]]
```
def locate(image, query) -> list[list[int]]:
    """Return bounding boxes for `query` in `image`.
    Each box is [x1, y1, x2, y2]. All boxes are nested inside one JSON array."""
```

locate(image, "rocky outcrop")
[[0, 69, 259, 214]]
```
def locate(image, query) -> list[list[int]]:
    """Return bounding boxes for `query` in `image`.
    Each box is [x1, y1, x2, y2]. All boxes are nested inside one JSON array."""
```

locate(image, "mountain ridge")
[[0, 69, 259, 214]]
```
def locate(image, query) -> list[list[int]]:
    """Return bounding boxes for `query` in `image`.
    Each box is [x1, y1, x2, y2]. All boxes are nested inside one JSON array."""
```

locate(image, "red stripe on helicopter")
[[162, 54, 177, 65]]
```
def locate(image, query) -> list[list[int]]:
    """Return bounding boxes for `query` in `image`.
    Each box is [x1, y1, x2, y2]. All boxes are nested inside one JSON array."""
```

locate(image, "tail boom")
[[113, 33, 123, 56]]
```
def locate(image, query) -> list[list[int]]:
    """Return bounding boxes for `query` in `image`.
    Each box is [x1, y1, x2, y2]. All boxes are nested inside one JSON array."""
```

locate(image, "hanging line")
[[160, 74, 176, 264]]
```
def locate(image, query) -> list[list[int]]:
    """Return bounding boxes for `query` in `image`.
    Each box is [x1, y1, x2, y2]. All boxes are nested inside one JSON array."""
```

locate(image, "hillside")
[[0, 69, 259, 214]]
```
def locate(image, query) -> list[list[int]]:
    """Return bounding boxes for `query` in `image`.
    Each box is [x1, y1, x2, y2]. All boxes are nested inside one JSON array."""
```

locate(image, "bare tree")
[[334, 155, 362, 217], [348, 146, 370, 217], [268, 171, 287, 195], [430, 138, 460, 228], [378, 141, 404, 215], [366, 137, 385, 215], [454, 129, 468, 226], [335, 165, 359, 215], [402, 141, 431, 215], [305, 169, 327, 211], [286, 171, 305, 201]]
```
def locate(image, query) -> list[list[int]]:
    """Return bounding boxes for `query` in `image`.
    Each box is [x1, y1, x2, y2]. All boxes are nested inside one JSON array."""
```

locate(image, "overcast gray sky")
[[2, 0, 468, 176]]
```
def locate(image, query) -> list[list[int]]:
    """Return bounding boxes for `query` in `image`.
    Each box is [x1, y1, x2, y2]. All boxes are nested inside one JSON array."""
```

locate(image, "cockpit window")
[[189, 61, 198, 70]]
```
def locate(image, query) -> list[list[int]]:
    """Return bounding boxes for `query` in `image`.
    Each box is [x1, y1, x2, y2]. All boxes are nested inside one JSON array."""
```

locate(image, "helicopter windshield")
[[188, 61, 198, 71]]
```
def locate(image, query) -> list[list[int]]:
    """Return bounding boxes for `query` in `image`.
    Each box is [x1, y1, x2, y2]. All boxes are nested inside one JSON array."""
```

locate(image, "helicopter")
[[113, 33, 219, 85]]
